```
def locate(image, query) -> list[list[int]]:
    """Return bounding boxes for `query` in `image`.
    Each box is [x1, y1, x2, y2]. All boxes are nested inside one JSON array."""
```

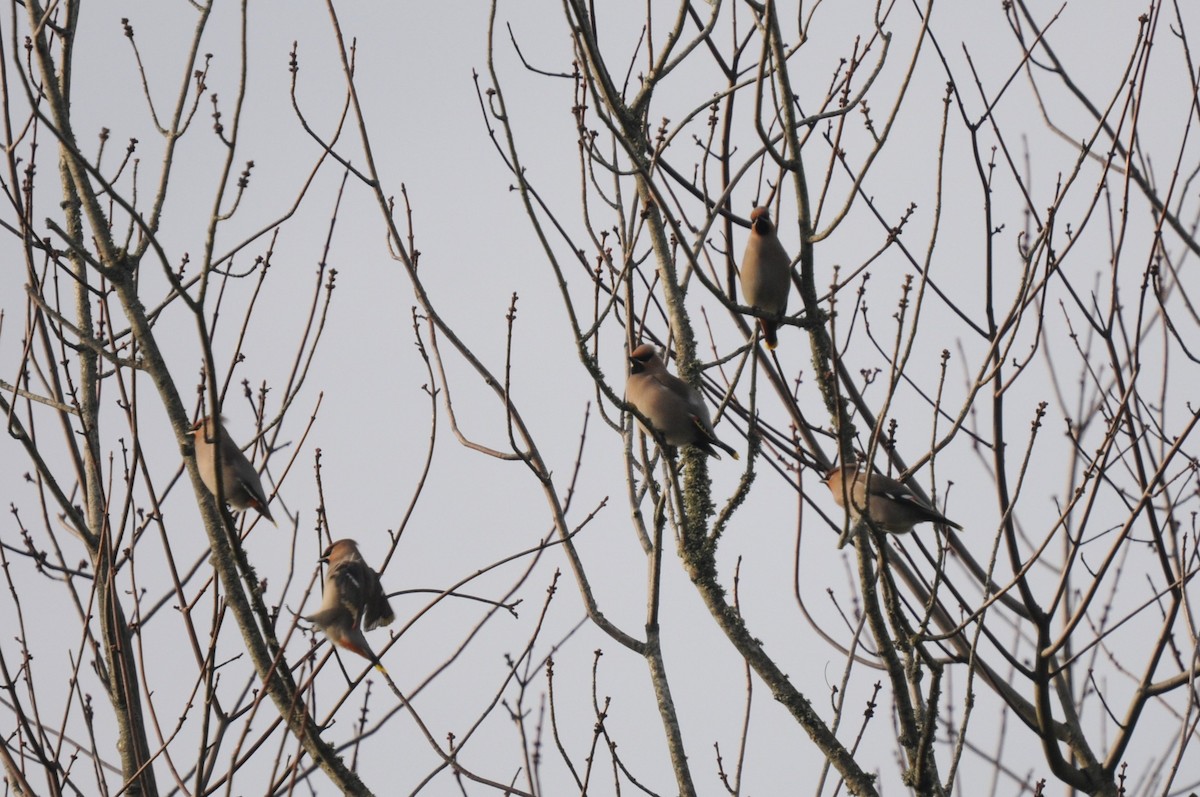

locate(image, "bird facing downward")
[[740, 207, 791, 350], [625, 344, 739, 460], [824, 464, 962, 534], [190, 416, 276, 525], [305, 539, 396, 674]]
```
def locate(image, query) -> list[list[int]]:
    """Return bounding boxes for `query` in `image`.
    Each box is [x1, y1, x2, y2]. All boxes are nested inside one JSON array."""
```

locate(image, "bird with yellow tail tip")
[[626, 344, 740, 460], [824, 464, 962, 534], [740, 206, 792, 350], [190, 415, 277, 525], [305, 539, 395, 675]]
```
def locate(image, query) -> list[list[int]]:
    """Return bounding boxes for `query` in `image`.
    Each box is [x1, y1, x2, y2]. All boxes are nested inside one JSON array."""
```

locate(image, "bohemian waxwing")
[[190, 416, 276, 525], [626, 344, 739, 460], [305, 539, 396, 674], [739, 206, 791, 349], [824, 464, 962, 534]]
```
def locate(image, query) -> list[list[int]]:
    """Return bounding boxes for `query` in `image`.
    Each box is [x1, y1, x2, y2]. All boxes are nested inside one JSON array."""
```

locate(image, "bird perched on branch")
[[625, 343, 739, 460], [191, 416, 276, 525], [824, 464, 962, 534], [305, 539, 395, 674], [740, 206, 792, 350]]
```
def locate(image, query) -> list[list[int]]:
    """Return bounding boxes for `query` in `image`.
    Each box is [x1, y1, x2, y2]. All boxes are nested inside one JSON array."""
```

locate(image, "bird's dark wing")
[[362, 569, 396, 631], [329, 560, 373, 628], [868, 475, 961, 530]]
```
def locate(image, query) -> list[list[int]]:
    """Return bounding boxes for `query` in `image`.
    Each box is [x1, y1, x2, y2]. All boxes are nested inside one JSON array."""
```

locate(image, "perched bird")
[[191, 416, 276, 525], [739, 206, 792, 349], [824, 464, 962, 534], [625, 344, 739, 460], [305, 539, 396, 674]]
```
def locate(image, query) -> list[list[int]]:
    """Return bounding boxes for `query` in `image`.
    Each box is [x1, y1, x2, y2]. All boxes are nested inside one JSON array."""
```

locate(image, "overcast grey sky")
[[2, 1, 1198, 794]]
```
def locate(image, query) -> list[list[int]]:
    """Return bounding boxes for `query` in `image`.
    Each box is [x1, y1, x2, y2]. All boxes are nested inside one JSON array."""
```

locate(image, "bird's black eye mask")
[[629, 353, 650, 373], [752, 216, 774, 235]]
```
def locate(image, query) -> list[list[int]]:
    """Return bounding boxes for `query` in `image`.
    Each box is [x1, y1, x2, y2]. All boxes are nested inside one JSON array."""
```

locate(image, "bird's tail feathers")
[[760, 319, 779, 350], [922, 505, 962, 531], [710, 435, 740, 461], [246, 494, 277, 526]]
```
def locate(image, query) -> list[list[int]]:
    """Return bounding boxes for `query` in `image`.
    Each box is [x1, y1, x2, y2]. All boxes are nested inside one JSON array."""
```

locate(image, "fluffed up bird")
[[626, 343, 739, 460], [305, 539, 396, 674], [824, 464, 962, 534], [740, 206, 792, 350], [191, 416, 276, 525]]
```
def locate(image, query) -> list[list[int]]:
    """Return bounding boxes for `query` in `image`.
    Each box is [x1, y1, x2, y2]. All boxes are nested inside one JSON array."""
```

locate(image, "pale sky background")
[[2, 1, 1198, 795]]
